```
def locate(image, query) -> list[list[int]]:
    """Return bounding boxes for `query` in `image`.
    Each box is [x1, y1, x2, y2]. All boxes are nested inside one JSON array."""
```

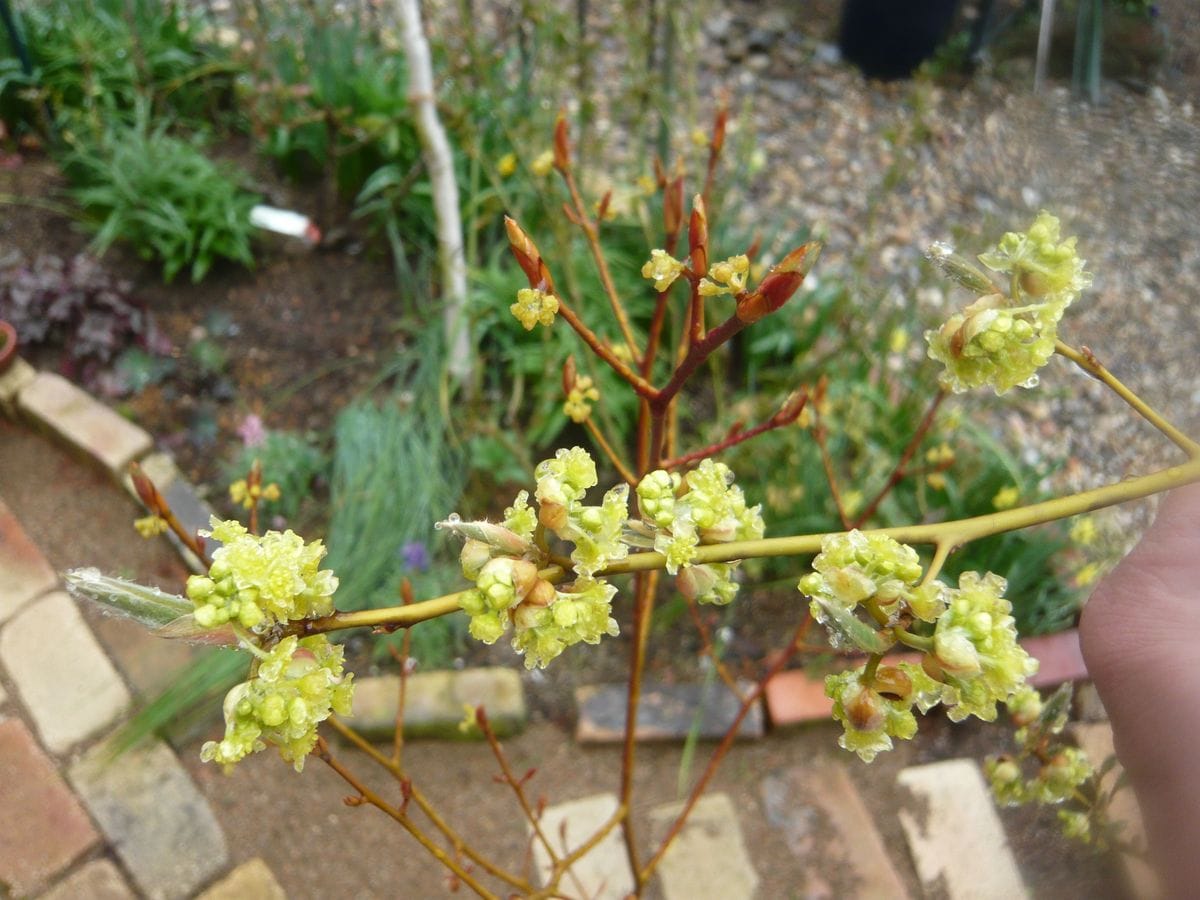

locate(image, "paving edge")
[[0, 358, 252, 896], [3, 356, 209, 574]]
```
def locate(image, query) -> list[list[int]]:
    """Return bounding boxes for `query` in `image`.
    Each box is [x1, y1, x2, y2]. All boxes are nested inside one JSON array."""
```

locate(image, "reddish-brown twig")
[[325, 718, 530, 893], [812, 419, 852, 530], [659, 390, 807, 470], [684, 596, 742, 695], [315, 736, 499, 899], [851, 388, 948, 528], [640, 616, 809, 883]]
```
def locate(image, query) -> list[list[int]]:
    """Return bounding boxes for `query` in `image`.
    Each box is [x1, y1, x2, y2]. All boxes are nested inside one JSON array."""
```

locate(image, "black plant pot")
[[839, 0, 961, 80]]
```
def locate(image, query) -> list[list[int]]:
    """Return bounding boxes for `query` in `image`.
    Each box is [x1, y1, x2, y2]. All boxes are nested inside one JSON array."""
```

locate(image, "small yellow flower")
[[611, 342, 634, 363], [636, 174, 657, 195], [1074, 562, 1101, 587], [510, 288, 559, 330], [992, 486, 1020, 510], [698, 254, 749, 297], [690, 127, 709, 149], [497, 153, 517, 178], [641, 249, 685, 293], [796, 406, 813, 429], [843, 490, 864, 519], [229, 479, 249, 506], [530, 150, 554, 177], [563, 376, 600, 423], [1070, 516, 1096, 546], [457, 703, 480, 735], [927, 472, 947, 491], [925, 443, 955, 466], [889, 327, 910, 354], [134, 515, 169, 538], [229, 478, 281, 508]]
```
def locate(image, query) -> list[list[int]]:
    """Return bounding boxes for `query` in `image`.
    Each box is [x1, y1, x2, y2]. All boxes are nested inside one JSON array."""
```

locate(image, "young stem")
[[640, 618, 806, 882], [813, 422, 852, 529], [555, 300, 658, 400], [326, 717, 530, 891], [619, 569, 659, 889], [315, 737, 499, 899], [478, 712, 561, 867], [1055, 341, 1200, 458], [562, 168, 641, 359], [584, 417, 637, 486]]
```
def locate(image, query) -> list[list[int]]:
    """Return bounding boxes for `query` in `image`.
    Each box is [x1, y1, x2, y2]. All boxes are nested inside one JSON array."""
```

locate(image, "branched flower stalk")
[[68, 106, 1197, 895]]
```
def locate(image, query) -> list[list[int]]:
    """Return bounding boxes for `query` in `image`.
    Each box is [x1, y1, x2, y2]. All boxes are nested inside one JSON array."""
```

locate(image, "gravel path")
[[689, 3, 1200, 547]]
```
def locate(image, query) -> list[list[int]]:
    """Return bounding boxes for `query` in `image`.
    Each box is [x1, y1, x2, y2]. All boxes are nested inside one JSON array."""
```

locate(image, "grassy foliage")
[[63, 110, 257, 282]]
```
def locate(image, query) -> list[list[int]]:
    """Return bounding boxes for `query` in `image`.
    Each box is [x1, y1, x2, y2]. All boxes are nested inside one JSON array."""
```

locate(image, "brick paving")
[[0, 359, 284, 899]]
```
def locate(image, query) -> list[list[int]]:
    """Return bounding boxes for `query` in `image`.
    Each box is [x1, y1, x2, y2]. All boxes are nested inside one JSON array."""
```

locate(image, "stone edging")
[[0, 356, 281, 898]]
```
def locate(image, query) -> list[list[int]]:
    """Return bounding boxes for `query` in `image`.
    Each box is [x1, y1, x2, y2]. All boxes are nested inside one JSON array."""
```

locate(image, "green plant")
[[0, 0, 231, 137], [0, 250, 172, 392], [69, 112, 1193, 895], [223, 429, 328, 525], [63, 109, 258, 282]]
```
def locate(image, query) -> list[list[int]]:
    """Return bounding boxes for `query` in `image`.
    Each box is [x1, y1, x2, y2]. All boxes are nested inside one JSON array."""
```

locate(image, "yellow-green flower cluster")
[[982, 684, 1099, 844], [563, 376, 600, 423], [185, 518, 337, 630], [509, 578, 619, 669], [929, 572, 1039, 722], [201, 635, 353, 772], [925, 212, 1091, 395], [510, 287, 559, 330], [448, 448, 629, 668], [798, 531, 944, 650], [698, 254, 749, 296], [641, 249, 685, 292], [800, 533, 1044, 762], [636, 460, 763, 606], [825, 662, 943, 762]]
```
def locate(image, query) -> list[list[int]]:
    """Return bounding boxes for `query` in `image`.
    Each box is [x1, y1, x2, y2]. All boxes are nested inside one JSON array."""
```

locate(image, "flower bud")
[[736, 242, 820, 323], [553, 113, 570, 172], [872, 665, 913, 702], [524, 579, 557, 608], [845, 685, 885, 733], [459, 539, 493, 580], [688, 195, 708, 276], [933, 629, 983, 675]]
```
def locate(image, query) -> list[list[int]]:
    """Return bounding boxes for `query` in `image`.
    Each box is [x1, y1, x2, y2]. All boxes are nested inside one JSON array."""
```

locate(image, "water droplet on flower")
[[1022, 374, 1040, 389]]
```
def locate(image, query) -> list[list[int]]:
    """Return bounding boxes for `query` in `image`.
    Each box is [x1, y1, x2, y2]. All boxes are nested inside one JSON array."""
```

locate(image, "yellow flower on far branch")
[[497, 152, 517, 178], [530, 150, 554, 177], [1074, 562, 1101, 587], [992, 485, 1020, 510], [927, 472, 947, 491], [889, 327, 910, 354], [564, 376, 600, 423], [229, 479, 282, 509], [636, 174, 657, 195], [1070, 516, 1097, 546], [698, 254, 750, 297], [925, 443, 955, 466], [690, 127, 709, 149], [641, 249, 685, 293], [134, 515, 168, 538], [510, 288, 559, 330]]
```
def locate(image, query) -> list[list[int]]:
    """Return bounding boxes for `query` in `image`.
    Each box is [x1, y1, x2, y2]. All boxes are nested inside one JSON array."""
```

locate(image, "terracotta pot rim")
[[0, 319, 17, 373]]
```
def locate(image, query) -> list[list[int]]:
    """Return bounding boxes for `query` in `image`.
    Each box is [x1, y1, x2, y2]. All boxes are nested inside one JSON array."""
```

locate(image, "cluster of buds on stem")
[[632, 460, 764, 606], [799, 531, 1038, 761], [440, 448, 627, 669], [925, 212, 1091, 394], [985, 684, 1103, 845]]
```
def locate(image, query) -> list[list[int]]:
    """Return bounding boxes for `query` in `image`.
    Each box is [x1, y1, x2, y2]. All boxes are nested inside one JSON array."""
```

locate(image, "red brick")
[[1024, 629, 1088, 687], [0, 496, 58, 624], [0, 719, 98, 895], [766, 630, 1087, 727]]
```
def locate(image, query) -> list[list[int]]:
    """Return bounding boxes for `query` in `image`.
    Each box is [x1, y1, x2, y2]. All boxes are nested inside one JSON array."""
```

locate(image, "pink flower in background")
[[237, 413, 267, 448]]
